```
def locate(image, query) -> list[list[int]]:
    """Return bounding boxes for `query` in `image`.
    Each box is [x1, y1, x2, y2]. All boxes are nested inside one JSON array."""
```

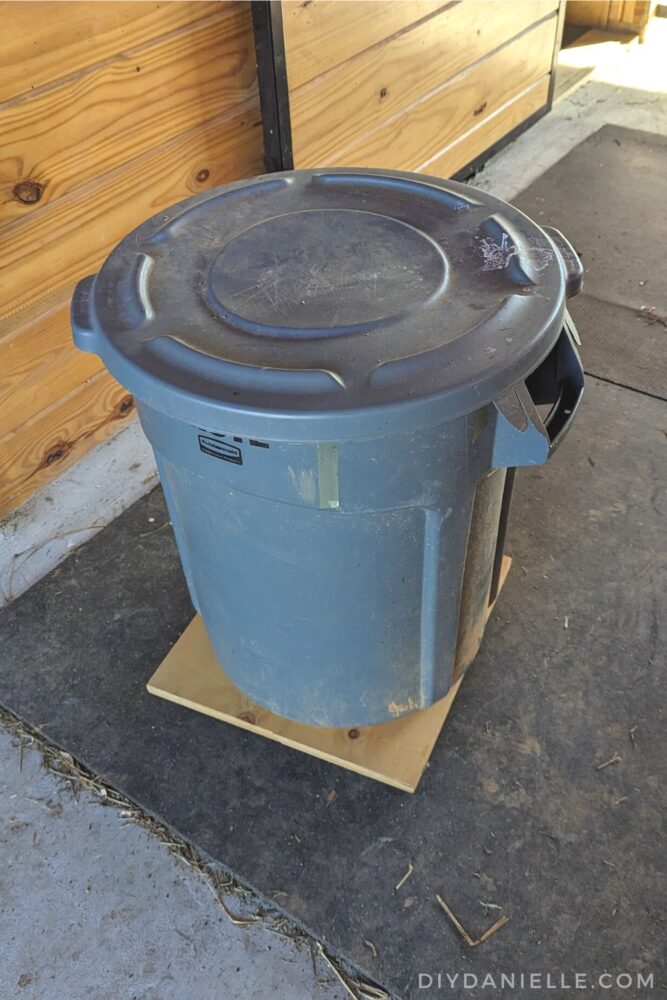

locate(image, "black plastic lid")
[[73, 169, 574, 439]]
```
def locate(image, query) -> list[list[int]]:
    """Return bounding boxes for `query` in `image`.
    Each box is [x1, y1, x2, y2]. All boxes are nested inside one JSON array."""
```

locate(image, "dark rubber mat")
[[1, 379, 665, 999], [567, 294, 667, 401], [516, 125, 667, 400]]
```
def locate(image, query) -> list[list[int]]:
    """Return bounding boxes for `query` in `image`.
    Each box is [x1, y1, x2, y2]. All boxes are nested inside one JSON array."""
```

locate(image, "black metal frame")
[[251, 1, 294, 172]]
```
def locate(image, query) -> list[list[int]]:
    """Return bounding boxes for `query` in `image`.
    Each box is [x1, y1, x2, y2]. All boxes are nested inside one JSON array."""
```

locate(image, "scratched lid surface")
[[72, 169, 572, 439]]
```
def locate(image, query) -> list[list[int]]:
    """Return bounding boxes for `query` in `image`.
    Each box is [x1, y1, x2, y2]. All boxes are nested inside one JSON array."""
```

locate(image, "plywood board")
[[290, 1, 556, 167], [320, 18, 555, 171], [148, 558, 512, 793], [0, 5, 258, 222], [0, 1, 221, 103], [0, 293, 102, 437], [565, 0, 651, 31], [418, 77, 550, 177], [0, 369, 134, 517], [282, 0, 448, 90], [566, 0, 612, 26]]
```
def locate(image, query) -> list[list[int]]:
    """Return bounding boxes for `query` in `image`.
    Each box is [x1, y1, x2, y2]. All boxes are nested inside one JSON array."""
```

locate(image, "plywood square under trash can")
[[148, 556, 512, 792], [72, 168, 584, 788]]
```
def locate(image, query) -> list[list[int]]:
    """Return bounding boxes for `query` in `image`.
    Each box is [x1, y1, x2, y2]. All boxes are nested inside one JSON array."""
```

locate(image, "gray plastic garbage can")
[[72, 168, 584, 728]]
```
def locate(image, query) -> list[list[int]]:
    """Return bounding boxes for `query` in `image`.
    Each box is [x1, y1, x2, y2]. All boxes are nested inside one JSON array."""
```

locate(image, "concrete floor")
[[0, 726, 347, 1000], [1, 18, 666, 1000]]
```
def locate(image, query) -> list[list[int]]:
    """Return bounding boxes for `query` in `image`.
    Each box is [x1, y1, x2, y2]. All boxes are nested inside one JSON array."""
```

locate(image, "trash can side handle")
[[538, 314, 585, 456], [543, 226, 584, 299], [71, 275, 100, 355], [492, 315, 584, 467]]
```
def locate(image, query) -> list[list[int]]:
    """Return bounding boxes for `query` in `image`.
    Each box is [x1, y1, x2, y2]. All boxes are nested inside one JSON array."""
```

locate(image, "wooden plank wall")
[[0, 1, 263, 519], [566, 0, 653, 33], [282, 0, 562, 176]]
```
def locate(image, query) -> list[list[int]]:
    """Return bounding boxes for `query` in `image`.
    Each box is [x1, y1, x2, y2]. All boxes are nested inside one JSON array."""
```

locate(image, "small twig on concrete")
[[139, 520, 171, 538], [476, 915, 510, 946], [315, 944, 390, 1000], [317, 944, 360, 1000], [359, 986, 391, 1000], [363, 939, 378, 958], [205, 879, 259, 927], [629, 725, 638, 749], [395, 862, 414, 891], [436, 894, 509, 947], [596, 751, 622, 770]]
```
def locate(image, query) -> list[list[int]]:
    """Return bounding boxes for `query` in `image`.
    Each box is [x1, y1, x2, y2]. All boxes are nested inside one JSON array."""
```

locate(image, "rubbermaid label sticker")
[[198, 435, 243, 465]]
